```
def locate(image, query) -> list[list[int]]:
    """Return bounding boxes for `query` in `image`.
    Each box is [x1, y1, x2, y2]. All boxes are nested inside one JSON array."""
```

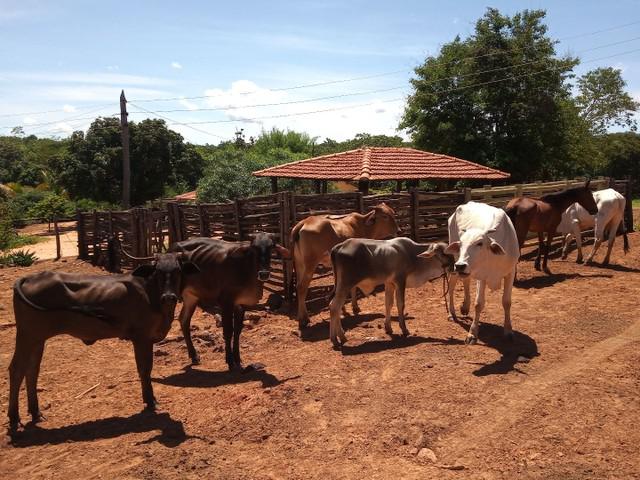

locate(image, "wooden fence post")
[[54, 216, 61, 260], [76, 210, 86, 259], [357, 192, 364, 213], [463, 187, 471, 203], [234, 199, 244, 240], [410, 188, 419, 242], [92, 210, 99, 265]]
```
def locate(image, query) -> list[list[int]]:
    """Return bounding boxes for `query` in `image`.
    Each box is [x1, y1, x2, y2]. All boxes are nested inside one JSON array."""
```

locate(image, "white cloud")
[[63, 104, 76, 113], [453, 17, 460, 25], [171, 62, 183, 70], [1, 71, 172, 86], [106, 65, 120, 71], [23, 116, 37, 125], [179, 98, 198, 111]]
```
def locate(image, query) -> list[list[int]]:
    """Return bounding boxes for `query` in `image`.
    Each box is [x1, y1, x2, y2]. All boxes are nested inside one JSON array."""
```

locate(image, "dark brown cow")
[[8, 252, 199, 432], [505, 181, 598, 273], [170, 233, 289, 370], [291, 203, 400, 329]]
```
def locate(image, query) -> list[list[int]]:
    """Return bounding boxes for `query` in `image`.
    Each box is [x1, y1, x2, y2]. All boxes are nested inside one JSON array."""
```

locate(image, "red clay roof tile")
[[253, 147, 509, 181]]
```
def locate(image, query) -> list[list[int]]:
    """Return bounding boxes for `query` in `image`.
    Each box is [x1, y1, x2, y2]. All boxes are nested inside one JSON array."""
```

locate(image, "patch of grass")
[[2, 234, 42, 250], [632, 197, 640, 208], [0, 249, 38, 267]]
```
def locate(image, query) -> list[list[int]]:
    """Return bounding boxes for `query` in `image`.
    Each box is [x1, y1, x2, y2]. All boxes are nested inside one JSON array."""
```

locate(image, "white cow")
[[446, 202, 520, 345], [557, 188, 629, 265]]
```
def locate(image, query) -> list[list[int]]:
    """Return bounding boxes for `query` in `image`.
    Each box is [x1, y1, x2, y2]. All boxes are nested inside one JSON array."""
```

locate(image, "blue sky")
[[1, 0, 639, 144]]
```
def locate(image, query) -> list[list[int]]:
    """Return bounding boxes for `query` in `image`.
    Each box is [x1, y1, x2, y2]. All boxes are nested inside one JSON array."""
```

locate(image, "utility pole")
[[120, 90, 131, 209]]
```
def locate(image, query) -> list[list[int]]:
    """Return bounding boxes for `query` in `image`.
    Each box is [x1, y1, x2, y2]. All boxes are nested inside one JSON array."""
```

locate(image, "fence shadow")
[[300, 312, 385, 342], [514, 272, 612, 289], [9, 411, 189, 448], [453, 318, 539, 376], [341, 334, 464, 356], [154, 366, 293, 389]]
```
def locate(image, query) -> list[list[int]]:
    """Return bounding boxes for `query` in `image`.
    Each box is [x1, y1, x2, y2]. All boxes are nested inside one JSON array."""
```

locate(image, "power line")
[[0, 102, 116, 119], [1, 105, 119, 130], [127, 19, 640, 105], [125, 34, 640, 115], [128, 103, 227, 140], [157, 47, 640, 127]]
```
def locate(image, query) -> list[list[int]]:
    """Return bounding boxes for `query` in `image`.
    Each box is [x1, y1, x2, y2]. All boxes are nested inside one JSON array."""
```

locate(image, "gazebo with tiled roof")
[[253, 146, 510, 194]]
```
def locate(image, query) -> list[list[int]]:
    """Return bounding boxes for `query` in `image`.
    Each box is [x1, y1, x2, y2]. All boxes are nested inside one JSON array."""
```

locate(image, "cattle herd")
[[7, 181, 629, 433]]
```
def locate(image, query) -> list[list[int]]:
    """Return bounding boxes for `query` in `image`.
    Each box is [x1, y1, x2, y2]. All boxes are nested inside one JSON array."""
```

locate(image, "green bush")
[[0, 249, 38, 267]]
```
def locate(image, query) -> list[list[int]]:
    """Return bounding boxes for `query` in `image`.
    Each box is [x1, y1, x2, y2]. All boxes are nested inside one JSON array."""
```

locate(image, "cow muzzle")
[[161, 293, 179, 304], [453, 262, 469, 276], [258, 270, 271, 282]]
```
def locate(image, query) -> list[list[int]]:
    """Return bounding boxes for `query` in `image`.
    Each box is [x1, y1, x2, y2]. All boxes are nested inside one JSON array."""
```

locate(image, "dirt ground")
[[0, 229, 639, 479], [10, 222, 78, 260]]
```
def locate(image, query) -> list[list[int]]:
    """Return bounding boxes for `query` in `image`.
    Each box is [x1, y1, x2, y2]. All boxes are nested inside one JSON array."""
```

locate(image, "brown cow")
[[170, 232, 290, 369], [291, 203, 400, 329], [505, 181, 598, 273], [8, 252, 199, 432]]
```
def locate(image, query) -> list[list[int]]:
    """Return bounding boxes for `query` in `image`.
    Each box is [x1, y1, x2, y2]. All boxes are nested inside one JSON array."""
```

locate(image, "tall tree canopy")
[[400, 8, 581, 181]]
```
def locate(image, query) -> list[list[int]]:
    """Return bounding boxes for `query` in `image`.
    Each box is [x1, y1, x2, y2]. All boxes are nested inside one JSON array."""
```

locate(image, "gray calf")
[[329, 237, 453, 347]]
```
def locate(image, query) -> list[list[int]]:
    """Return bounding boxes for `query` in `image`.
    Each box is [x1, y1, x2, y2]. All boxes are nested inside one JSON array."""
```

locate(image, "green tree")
[[576, 67, 639, 135], [400, 8, 579, 181]]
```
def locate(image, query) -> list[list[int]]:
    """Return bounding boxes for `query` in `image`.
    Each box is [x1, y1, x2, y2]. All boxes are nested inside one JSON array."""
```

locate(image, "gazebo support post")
[[406, 180, 419, 191], [358, 179, 370, 195], [270, 177, 278, 193], [321, 180, 328, 194], [314, 180, 322, 194], [395, 180, 402, 192]]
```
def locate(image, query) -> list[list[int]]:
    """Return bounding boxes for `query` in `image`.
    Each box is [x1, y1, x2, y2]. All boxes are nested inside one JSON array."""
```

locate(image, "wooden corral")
[[77, 176, 633, 304]]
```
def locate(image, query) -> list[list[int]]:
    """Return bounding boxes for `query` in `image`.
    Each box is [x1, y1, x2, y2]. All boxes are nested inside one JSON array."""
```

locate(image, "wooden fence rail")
[[77, 176, 634, 302]]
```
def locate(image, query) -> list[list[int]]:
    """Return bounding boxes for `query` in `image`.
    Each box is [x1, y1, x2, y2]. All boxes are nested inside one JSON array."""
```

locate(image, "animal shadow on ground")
[[303, 283, 381, 316], [155, 366, 296, 389], [299, 313, 385, 342], [587, 262, 640, 273], [514, 272, 612, 289], [453, 318, 539, 376], [341, 334, 465, 356], [9, 411, 189, 448]]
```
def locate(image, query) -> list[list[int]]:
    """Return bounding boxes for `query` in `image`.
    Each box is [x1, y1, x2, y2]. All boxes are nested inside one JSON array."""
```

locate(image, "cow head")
[[445, 228, 506, 277], [417, 242, 456, 278], [241, 232, 290, 282], [365, 202, 401, 239], [132, 252, 200, 310]]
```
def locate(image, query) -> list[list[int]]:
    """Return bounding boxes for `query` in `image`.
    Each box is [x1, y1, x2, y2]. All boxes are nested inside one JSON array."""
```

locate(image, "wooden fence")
[[77, 176, 634, 302]]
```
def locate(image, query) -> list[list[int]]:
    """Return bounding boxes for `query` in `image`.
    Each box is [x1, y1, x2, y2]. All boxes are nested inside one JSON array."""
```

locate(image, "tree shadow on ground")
[[9, 411, 190, 448], [299, 312, 385, 342], [514, 272, 612, 289], [452, 318, 539, 376], [341, 334, 465, 356], [154, 366, 296, 389]]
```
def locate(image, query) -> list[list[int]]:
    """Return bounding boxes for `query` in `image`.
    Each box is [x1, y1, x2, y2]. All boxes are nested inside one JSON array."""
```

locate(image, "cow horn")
[[119, 244, 155, 262]]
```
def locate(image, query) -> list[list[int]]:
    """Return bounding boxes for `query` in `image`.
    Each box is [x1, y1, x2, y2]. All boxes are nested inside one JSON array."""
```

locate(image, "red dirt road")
[[0, 235, 639, 479]]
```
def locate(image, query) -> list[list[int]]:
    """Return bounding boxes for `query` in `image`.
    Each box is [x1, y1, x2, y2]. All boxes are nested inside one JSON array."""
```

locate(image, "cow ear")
[[132, 264, 156, 278], [445, 242, 461, 255], [418, 249, 436, 259], [274, 244, 291, 259], [365, 210, 376, 225], [181, 261, 200, 275], [489, 241, 506, 255]]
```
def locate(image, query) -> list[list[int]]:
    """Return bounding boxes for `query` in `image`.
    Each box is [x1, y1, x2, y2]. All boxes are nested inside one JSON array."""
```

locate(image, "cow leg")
[[542, 231, 553, 274], [133, 339, 156, 411], [8, 334, 32, 431], [329, 287, 348, 348], [295, 264, 314, 329], [562, 233, 572, 260], [466, 280, 486, 345], [395, 279, 409, 337], [586, 215, 605, 264], [460, 275, 471, 316], [221, 303, 236, 370], [502, 271, 515, 341], [178, 295, 199, 365], [447, 273, 459, 321], [232, 306, 245, 369], [384, 282, 396, 335], [534, 232, 544, 271], [26, 341, 45, 424], [602, 218, 620, 266], [350, 287, 361, 315]]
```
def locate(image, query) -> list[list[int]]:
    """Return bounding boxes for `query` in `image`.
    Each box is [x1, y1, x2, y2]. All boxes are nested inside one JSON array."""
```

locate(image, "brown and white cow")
[[328, 237, 453, 347], [291, 203, 400, 329], [170, 233, 289, 370], [8, 252, 199, 431]]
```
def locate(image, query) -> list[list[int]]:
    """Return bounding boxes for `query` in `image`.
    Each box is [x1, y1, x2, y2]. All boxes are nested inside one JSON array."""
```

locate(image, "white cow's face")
[[446, 228, 506, 276]]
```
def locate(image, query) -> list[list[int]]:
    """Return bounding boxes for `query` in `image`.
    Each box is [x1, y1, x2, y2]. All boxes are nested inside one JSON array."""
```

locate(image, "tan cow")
[[291, 202, 400, 329]]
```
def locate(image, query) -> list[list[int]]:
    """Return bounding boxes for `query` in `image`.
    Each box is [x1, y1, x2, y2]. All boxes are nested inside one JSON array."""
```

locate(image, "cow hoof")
[[543, 267, 551, 275], [190, 355, 201, 366], [503, 332, 514, 342], [401, 329, 410, 337], [30, 412, 45, 424], [534, 264, 541, 271], [298, 318, 310, 330], [576, 257, 584, 264], [384, 326, 393, 336], [143, 401, 158, 413], [465, 335, 477, 345], [602, 260, 610, 266], [352, 306, 361, 315], [448, 314, 458, 322], [460, 305, 469, 316], [8, 417, 21, 434]]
